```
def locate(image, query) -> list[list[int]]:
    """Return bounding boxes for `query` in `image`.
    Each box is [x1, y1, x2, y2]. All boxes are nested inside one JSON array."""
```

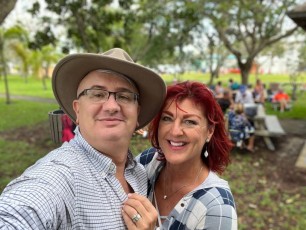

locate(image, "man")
[[234, 84, 254, 104], [0, 48, 166, 229]]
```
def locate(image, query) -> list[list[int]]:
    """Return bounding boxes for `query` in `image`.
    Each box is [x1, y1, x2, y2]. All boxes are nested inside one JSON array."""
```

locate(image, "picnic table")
[[252, 104, 286, 151]]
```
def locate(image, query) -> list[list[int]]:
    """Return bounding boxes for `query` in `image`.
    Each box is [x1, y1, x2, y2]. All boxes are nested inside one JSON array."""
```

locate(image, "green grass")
[[0, 75, 54, 98], [1, 72, 306, 98], [162, 72, 306, 86], [1, 74, 306, 229], [0, 98, 58, 131], [0, 139, 46, 188], [265, 93, 306, 120]]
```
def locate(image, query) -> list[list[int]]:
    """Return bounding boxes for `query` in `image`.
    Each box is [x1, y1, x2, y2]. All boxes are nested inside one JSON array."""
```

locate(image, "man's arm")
[[0, 164, 74, 229]]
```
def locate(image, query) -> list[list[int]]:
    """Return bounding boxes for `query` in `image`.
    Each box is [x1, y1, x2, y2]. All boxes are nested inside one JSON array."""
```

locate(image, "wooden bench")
[[254, 114, 286, 151], [295, 140, 306, 170]]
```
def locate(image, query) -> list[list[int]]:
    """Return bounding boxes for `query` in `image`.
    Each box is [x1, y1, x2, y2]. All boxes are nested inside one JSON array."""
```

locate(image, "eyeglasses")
[[77, 88, 139, 105]]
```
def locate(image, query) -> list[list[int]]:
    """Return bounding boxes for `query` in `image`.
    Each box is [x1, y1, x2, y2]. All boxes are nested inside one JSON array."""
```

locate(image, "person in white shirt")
[[235, 84, 254, 104]]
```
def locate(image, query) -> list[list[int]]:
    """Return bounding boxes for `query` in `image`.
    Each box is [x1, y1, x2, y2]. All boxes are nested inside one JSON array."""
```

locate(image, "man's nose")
[[103, 94, 120, 112]]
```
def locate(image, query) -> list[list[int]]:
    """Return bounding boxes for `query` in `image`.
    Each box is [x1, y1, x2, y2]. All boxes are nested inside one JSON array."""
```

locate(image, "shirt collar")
[[71, 127, 136, 177]]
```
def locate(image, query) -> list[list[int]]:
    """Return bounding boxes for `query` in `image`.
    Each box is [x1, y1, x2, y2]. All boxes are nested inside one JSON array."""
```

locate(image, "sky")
[[3, 1, 42, 29]]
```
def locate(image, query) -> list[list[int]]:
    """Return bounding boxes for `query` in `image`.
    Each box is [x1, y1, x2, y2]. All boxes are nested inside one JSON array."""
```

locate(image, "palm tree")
[[0, 28, 10, 104], [29, 45, 62, 90], [0, 25, 29, 104]]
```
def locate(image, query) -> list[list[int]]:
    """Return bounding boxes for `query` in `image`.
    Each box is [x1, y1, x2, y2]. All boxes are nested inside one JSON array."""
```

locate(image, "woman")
[[253, 79, 266, 104], [228, 103, 255, 152], [137, 81, 237, 229]]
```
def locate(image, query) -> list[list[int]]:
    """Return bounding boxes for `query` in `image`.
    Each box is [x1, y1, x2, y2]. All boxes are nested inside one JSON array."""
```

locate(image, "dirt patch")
[[0, 122, 59, 151], [250, 119, 306, 191]]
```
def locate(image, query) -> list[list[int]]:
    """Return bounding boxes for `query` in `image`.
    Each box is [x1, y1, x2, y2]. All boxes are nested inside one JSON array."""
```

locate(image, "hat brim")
[[52, 53, 166, 130]]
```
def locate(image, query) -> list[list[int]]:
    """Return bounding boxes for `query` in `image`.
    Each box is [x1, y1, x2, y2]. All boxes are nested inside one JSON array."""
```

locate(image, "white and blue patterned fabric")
[[137, 147, 238, 230], [0, 127, 147, 229]]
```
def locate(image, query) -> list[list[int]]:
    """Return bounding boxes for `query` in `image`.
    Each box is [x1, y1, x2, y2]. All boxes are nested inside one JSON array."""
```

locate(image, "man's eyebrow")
[[88, 85, 136, 93]]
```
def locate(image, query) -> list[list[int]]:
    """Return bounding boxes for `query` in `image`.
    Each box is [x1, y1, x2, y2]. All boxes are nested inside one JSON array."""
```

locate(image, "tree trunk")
[[0, 0, 17, 25], [0, 39, 11, 104], [237, 58, 253, 85], [42, 65, 49, 90]]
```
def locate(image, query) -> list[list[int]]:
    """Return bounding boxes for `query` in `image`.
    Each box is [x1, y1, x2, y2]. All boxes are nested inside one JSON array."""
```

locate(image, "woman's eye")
[[161, 115, 172, 122], [184, 120, 197, 126]]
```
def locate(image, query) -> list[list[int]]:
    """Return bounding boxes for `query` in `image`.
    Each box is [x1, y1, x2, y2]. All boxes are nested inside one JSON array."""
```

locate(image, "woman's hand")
[[122, 193, 158, 230]]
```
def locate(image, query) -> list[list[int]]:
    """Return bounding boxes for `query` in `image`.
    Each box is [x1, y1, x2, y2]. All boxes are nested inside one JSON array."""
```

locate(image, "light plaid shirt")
[[137, 148, 238, 230], [0, 127, 147, 229]]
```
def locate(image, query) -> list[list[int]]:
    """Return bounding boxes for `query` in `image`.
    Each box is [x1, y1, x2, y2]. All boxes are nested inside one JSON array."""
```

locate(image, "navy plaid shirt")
[[137, 148, 238, 230]]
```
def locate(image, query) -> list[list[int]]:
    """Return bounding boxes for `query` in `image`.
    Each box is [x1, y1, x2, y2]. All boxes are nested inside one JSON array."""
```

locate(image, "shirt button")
[[181, 203, 185, 207]]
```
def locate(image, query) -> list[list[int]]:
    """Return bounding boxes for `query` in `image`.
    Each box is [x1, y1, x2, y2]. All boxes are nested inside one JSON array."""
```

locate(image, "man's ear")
[[73, 100, 79, 124]]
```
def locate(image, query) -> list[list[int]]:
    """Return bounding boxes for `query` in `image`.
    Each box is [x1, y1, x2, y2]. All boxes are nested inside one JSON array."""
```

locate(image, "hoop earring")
[[203, 139, 209, 158]]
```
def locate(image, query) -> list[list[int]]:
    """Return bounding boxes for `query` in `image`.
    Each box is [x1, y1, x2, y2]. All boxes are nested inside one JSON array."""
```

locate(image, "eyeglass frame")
[[77, 88, 139, 105]]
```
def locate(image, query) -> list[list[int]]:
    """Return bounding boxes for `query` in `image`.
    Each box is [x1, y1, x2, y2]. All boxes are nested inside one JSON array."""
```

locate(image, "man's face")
[[73, 70, 140, 149]]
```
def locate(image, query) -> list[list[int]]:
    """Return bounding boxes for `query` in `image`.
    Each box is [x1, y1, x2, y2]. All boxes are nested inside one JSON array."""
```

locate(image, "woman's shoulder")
[[194, 172, 235, 209], [138, 147, 158, 166]]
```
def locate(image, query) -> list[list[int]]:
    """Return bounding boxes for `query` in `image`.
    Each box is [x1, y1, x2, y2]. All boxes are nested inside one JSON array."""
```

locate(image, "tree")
[[0, 25, 29, 104], [193, 25, 229, 86], [0, 0, 17, 104], [29, 45, 62, 90], [28, 0, 202, 68], [29, 0, 129, 53], [204, 0, 299, 84]]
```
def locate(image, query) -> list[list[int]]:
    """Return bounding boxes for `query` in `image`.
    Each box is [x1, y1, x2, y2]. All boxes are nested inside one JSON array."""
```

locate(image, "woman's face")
[[157, 98, 214, 166]]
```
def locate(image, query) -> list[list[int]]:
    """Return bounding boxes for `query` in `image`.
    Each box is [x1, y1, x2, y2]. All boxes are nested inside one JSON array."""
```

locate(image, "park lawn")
[[1, 72, 306, 98], [0, 98, 58, 131], [0, 74, 306, 229], [0, 75, 54, 98]]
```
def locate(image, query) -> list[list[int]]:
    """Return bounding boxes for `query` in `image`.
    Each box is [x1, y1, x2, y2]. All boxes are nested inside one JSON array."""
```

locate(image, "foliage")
[[203, 0, 299, 84], [29, 0, 128, 53]]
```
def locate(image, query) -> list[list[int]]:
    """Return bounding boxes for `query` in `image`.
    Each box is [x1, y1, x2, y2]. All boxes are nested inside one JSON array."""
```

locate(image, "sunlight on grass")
[[0, 99, 58, 131], [0, 75, 54, 98]]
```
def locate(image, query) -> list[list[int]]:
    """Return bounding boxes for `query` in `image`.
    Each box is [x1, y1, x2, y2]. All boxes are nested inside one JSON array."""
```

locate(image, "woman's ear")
[[207, 125, 215, 141]]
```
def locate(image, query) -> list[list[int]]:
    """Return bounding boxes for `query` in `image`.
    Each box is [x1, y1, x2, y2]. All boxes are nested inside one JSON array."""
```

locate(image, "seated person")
[[272, 89, 290, 112], [217, 90, 234, 114], [235, 84, 254, 104], [214, 81, 225, 99], [253, 79, 266, 104], [228, 103, 255, 152]]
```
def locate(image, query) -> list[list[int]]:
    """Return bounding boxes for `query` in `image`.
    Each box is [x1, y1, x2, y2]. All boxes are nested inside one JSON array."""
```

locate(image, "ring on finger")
[[131, 213, 142, 223]]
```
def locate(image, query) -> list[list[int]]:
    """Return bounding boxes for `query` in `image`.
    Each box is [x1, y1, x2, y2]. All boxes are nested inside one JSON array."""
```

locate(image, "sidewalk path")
[[0, 93, 57, 104]]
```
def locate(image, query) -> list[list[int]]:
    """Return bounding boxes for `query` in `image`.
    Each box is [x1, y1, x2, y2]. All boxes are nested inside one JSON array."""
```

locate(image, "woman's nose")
[[170, 121, 184, 136]]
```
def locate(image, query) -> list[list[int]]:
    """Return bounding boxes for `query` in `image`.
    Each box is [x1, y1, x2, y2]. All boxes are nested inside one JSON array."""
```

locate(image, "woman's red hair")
[[149, 81, 233, 174]]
